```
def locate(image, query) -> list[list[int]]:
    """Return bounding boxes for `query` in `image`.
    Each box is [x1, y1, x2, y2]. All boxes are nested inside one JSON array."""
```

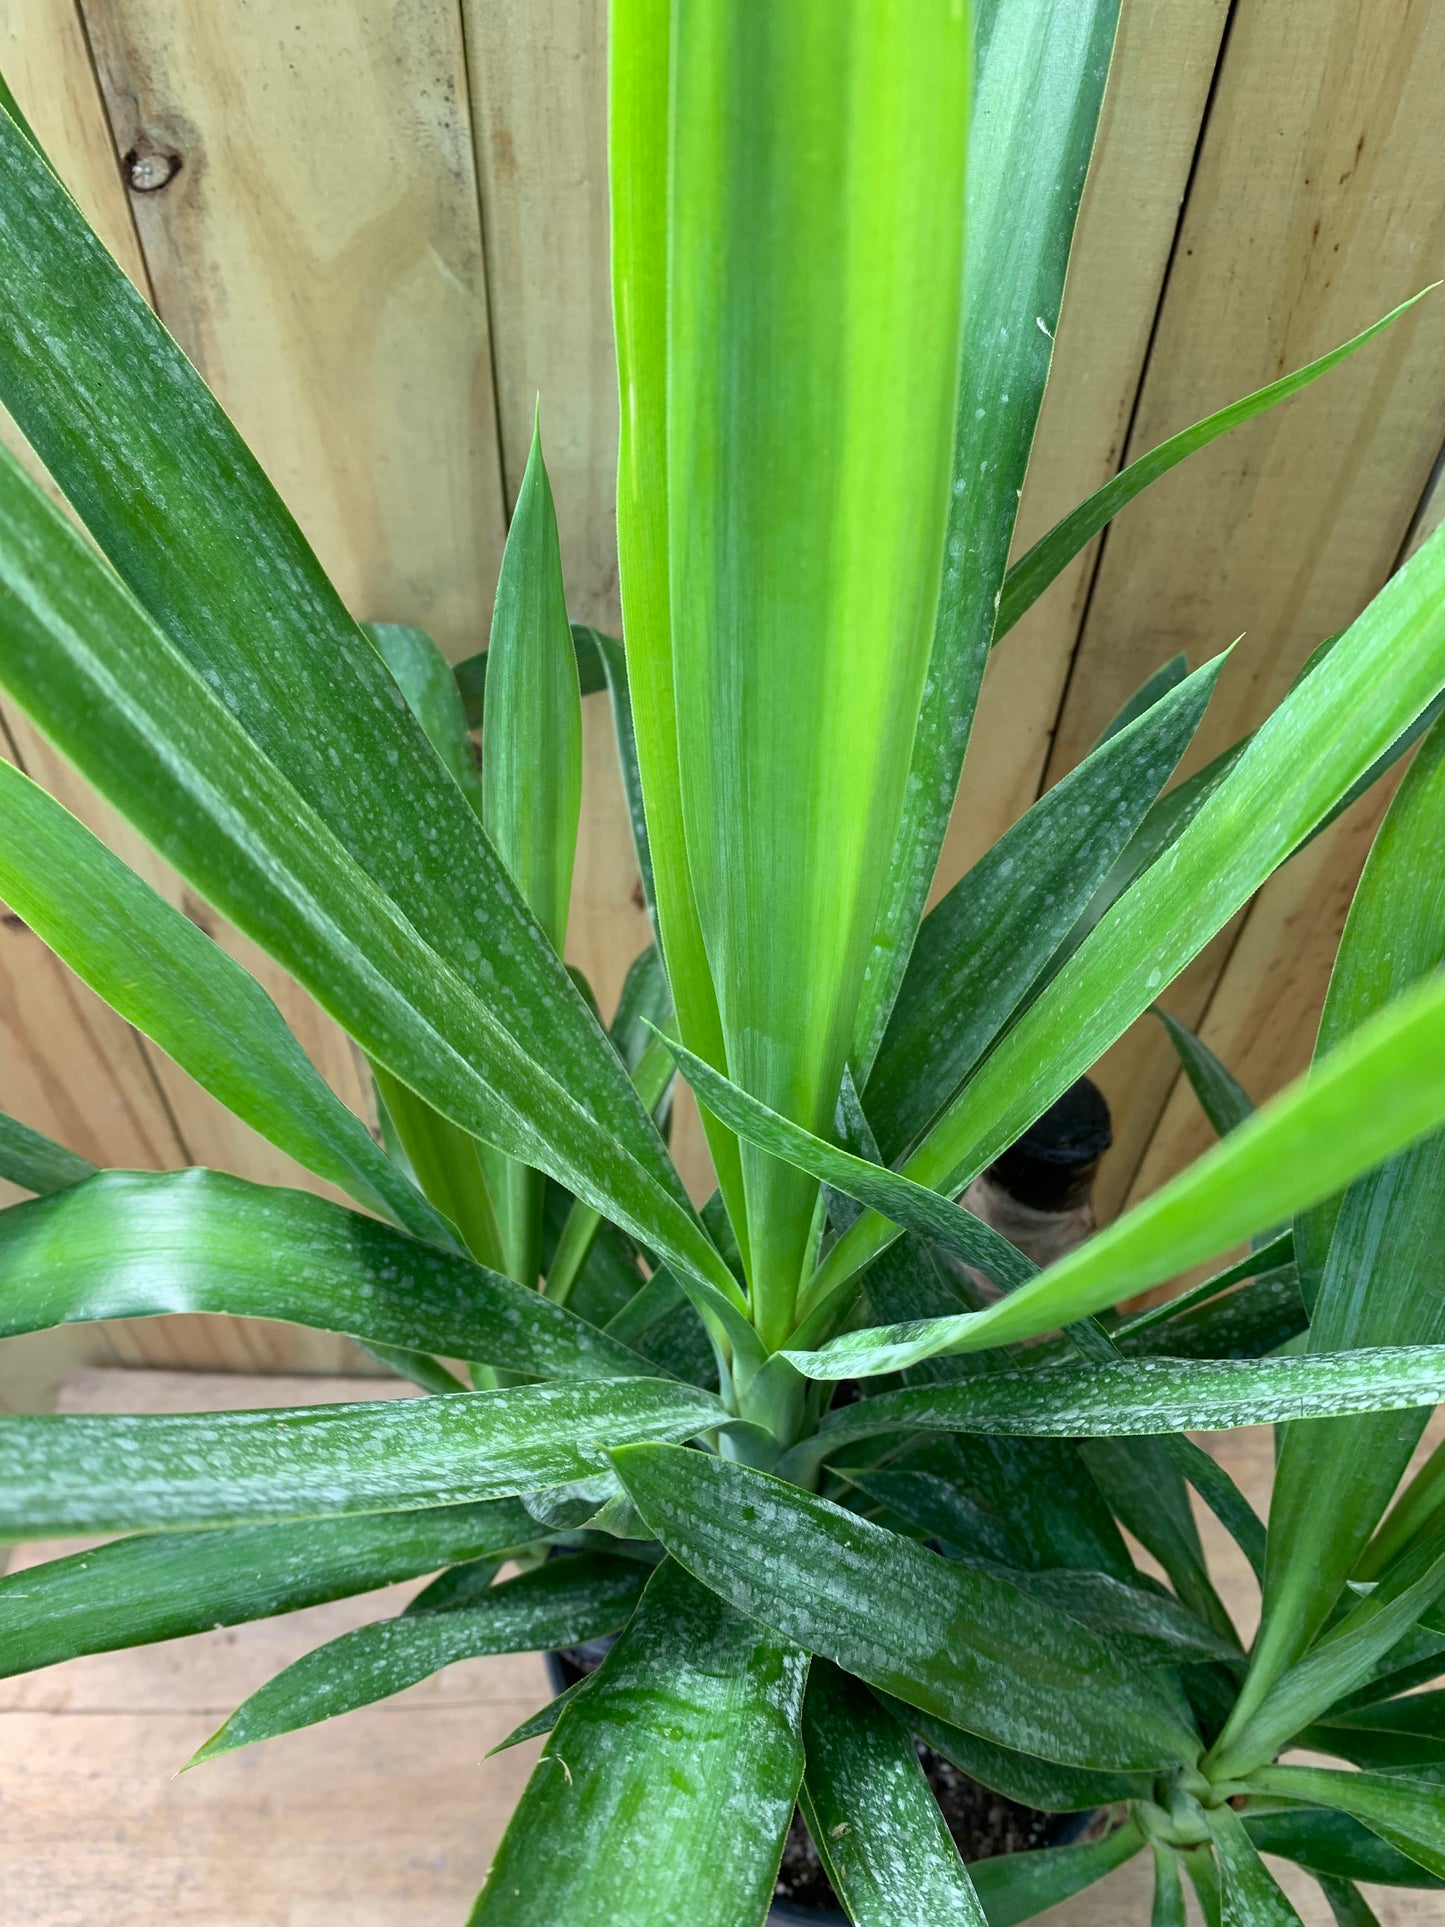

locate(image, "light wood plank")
[[1044, 0, 1445, 1207], [937, 0, 1231, 897]]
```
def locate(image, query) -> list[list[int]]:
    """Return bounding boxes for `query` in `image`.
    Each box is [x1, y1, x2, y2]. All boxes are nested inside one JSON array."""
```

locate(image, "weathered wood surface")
[[2, 1370, 1438, 1924], [1, 0, 1443, 1376]]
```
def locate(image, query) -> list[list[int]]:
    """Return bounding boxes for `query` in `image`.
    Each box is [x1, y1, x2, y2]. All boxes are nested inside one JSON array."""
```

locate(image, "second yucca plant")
[[2, 3, 1445, 1922]]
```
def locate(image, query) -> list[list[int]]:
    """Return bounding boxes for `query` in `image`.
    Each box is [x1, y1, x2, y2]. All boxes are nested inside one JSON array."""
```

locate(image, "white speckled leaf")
[[0, 759, 447, 1244], [799, 1662, 987, 1924], [805, 965, 1445, 1368], [868, 654, 1223, 1157], [470, 1560, 806, 1926], [0, 100, 699, 1251], [0, 1378, 723, 1536], [191, 1554, 645, 1763], [612, 1444, 1198, 1772], [0, 446, 744, 1332], [1242, 1766, 1445, 1884], [1205, 1801, 1307, 1925], [0, 1499, 542, 1677], [0, 1168, 657, 1383]]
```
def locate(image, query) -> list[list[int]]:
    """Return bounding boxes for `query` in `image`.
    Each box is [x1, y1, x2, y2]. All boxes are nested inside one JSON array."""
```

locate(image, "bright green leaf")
[[0, 1108, 94, 1198]]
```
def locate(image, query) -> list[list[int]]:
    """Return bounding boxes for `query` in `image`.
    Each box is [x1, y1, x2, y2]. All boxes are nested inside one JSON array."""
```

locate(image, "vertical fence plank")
[[1049, 0, 1445, 1214]]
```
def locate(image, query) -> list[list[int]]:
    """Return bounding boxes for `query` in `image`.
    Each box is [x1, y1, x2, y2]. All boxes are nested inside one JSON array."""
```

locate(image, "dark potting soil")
[[550, 1645, 1078, 1918]]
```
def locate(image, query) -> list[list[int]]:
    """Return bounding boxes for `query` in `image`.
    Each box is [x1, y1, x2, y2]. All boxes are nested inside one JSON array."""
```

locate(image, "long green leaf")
[[1209, 1521, 1445, 1781], [804, 964, 1445, 1371], [1251, 717, 1445, 1714], [453, 623, 607, 730], [1242, 1808, 1444, 1891], [364, 623, 484, 817], [0, 1499, 540, 1677], [0, 97, 689, 1244], [0, 442, 748, 1347], [0, 1168, 658, 1383], [868, 655, 1223, 1157], [996, 292, 1433, 638], [0, 1378, 722, 1538], [190, 1554, 644, 1763], [817, 515, 1445, 1306], [612, 1444, 1198, 1771], [1151, 1844, 1189, 1927], [659, 1034, 1035, 1312], [781, 1355, 1445, 1467], [1113, 1235, 1296, 1344], [587, 627, 657, 933], [661, 1, 971, 1347], [855, 0, 1126, 1074], [1312, 1691, 1445, 1773], [798, 1663, 986, 1926], [1156, 1009, 1256, 1138], [482, 421, 582, 956], [0, 759, 447, 1245], [871, 1692, 1149, 1812], [1314, 1877, 1383, 1927], [1205, 1801, 1306, 1925], [469, 1560, 806, 1927], [1241, 1767, 1445, 1882], [0, 1108, 94, 1197], [968, 1818, 1146, 1927]]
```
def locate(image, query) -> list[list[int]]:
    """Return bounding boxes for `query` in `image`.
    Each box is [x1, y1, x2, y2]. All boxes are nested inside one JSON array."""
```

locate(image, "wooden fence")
[[1, 0, 1443, 1397]]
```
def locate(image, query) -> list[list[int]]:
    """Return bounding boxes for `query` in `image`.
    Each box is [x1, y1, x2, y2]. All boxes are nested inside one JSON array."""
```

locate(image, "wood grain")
[[1046, 0, 1445, 1209]]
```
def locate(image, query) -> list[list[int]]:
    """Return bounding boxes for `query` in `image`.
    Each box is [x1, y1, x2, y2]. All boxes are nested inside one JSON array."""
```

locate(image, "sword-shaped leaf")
[[0, 1378, 722, 1537], [469, 1560, 806, 1927], [0, 96, 688, 1238], [816, 516, 1445, 1306], [1156, 1009, 1256, 1138], [996, 292, 1433, 638], [868, 656, 1223, 1157], [0, 1499, 541, 1677], [967, 1818, 1147, 1927], [0, 444, 745, 1338], [798, 1663, 986, 1926], [856, 0, 1127, 1074], [1242, 1808, 1444, 1891], [612, 1444, 1198, 1771], [0, 1109, 94, 1197], [364, 623, 484, 817], [0, 1168, 658, 1383], [1205, 1802, 1306, 1926], [0, 759, 447, 1246], [1254, 718, 1445, 1705], [802, 965, 1445, 1372], [1241, 1767, 1445, 1883], [659, 0, 972, 1346], [190, 1554, 644, 1764], [870, 1691, 1148, 1812]]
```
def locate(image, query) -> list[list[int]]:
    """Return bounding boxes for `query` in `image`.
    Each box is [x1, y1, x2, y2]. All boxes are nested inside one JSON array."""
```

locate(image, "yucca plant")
[[2, 4, 1445, 1922]]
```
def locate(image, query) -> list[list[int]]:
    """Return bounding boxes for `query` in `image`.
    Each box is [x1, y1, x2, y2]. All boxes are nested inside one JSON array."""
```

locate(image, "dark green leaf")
[[587, 628, 657, 935], [0, 442, 749, 1350], [453, 623, 607, 731], [1242, 1767, 1445, 1882], [469, 1560, 806, 1926], [0, 1168, 659, 1383], [996, 292, 1432, 638], [0, 1377, 723, 1536], [364, 622, 484, 816], [612, 1444, 1198, 1771], [1314, 1876, 1382, 1927], [798, 1663, 986, 1925], [1114, 1238, 1299, 1346], [0, 99, 689, 1255], [868, 655, 1223, 1157], [1151, 1843, 1189, 1927], [967, 1818, 1146, 1927], [190, 1554, 643, 1763], [1155, 1009, 1256, 1138], [1206, 1801, 1306, 1924], [1099, 654, 1189, 746], [0, 759, 447, 1245], [1312, 1691, 1445, 1773], [1243, 1807, 1445, 1890], [0, 1499, 539, 1677], [0, 1108, 94, 1197], [872, 1691, 1148, 1811], [487, 1676, 596, 1756]]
